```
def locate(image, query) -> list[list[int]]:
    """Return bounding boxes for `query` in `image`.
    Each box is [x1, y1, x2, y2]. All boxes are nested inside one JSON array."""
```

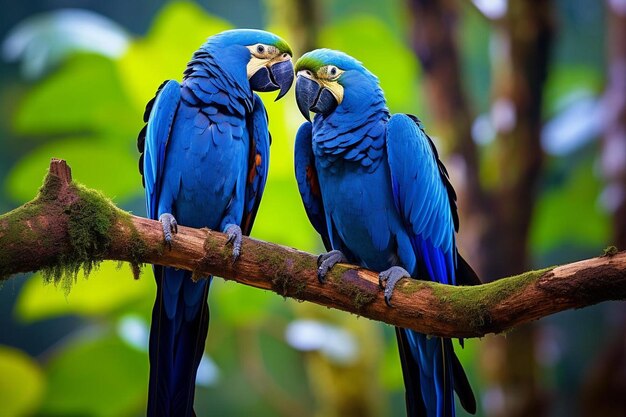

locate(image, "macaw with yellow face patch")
[[294, 48, 478, 417], [138, 29, 293, 417]]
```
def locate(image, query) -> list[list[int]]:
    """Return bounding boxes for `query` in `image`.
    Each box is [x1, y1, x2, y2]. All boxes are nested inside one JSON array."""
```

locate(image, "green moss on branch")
[[1, 166, 148, 293], [430, 266, 554, 332], [41, 183, 122, 293]]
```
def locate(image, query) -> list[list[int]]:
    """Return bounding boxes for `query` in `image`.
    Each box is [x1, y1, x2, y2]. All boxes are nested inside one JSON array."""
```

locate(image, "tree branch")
[[1, 159, 624, 338]]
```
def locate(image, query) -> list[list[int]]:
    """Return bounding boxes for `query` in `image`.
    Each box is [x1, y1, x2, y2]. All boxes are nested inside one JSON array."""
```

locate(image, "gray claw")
[[224, 224, 242, 262], [317, 250, 347, 283], [379, 266, 411, 307], [159, 213, 178, 249]]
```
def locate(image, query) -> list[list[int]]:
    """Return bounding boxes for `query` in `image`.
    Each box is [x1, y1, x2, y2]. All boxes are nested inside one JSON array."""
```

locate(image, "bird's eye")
[[329, 66, 338, 77], [256, 45, 265, 54]]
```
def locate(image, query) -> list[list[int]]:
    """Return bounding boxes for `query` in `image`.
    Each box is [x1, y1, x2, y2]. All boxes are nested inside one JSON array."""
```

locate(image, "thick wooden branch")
[[1, 159, 625, 338]]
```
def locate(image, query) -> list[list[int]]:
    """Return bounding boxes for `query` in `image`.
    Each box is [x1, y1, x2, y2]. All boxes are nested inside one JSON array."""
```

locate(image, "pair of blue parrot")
[[138, 29, 478, 417]]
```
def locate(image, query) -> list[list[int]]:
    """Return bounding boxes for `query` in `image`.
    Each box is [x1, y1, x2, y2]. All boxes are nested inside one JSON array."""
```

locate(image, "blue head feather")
[[199, 30, 290, 83], [297, 48, 369, 73], [297, 48, 387, 128], [296, 49, 389, 172], [208, 29, 292, 54], [183, 29, 292, 114]]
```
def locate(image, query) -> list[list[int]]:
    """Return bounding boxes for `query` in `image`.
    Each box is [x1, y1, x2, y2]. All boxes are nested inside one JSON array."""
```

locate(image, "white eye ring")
[[329, 66, 338, 77], [256, 44, 265, 54]]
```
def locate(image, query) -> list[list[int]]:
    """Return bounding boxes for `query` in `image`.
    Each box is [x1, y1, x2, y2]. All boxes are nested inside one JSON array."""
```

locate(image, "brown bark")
[[1, 160, 625, 339]]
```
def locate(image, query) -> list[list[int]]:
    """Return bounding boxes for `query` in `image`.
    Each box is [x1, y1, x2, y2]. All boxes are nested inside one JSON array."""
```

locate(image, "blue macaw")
[[137, 29, 293, 417], [293, 49, 479, 417]]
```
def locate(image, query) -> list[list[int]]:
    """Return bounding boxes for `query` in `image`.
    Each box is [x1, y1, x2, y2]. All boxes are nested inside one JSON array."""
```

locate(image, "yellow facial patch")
[[246, 44, 291, 79], [300, 65, 345, 105]]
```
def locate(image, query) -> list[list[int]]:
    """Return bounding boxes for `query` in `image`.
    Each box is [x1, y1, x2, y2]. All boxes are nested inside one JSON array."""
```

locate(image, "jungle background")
[[0, 0, 624, 416]]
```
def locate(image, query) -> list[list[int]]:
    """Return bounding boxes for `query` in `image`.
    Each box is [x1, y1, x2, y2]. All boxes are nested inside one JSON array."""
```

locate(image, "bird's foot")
[[379, 266, 411, 307], [159, 213, 178, 249], [316, 250, 347, 283], [224, 224, 242, 262]]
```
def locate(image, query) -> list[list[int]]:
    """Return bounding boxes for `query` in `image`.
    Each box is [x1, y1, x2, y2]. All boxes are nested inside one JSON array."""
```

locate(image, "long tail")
[[147, 266, 211, 417], [396, 328, 476, 417]]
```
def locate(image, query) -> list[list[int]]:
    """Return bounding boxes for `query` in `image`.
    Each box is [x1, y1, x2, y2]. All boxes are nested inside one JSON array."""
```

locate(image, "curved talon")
[[316, 250, 347, 284], [316, 269, 325, 284], [316, 253, 325, 268], [159, 213, 178, 249], [224, 224, 243, 262], [378, 266, 411, 307]]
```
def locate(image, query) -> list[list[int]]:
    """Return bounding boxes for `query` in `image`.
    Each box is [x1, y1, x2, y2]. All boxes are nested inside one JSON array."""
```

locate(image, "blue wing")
[[138, 80, 181, 220], [241, 94, 271, 236], [386, 114, 457, 278], [294, 122, 332, 250], [139, 80, 211, 417], [386, 114, 476, 417]]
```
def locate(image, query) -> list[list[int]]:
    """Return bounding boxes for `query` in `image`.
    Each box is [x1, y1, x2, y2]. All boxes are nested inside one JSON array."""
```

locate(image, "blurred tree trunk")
[[407, 0, 487, 268], [580, 322, 626, 417], [581, 2, 626, 415], [601, 0, 626, 249], [266, 0, 320, 55], [408, 0, 554, 416]]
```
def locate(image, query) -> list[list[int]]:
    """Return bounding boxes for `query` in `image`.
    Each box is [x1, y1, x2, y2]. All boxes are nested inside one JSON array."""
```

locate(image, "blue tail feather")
[[147, 266, 211, 417], [399, 328, 456, 417]]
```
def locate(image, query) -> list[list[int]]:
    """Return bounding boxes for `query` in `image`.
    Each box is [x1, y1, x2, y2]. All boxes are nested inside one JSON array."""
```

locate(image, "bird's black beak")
[[295, 76, 318, 121], [295, 75, 338, 121], [271, 59, 294, 101], [249, 59, 294, 101]]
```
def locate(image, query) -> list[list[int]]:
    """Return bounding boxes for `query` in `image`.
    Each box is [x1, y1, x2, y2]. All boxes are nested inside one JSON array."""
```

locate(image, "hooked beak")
[[249, 59, 294, 101], [295, 75, 339, 121]]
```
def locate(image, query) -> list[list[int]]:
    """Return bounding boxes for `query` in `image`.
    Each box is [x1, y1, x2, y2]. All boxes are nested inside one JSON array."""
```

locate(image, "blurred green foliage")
[[0, 346, 45, 417], [0, 1, 613, 417], [41, 335, 148, 417]]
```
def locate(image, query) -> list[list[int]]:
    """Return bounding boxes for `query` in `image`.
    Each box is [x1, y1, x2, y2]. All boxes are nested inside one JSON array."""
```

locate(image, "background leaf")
[[0, 345, 45, 417], [6, 138, 140, 203], [16, 262, 153, 322], [117, 1, 232, 113], [39, 334, 148, 417], [13, 54, 135, 137]]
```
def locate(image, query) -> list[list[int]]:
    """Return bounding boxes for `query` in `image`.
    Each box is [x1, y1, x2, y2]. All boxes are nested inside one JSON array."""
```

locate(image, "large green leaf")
[[320, 15, 421, 114], [16, 261, 153, 322], [5, 138, 140, 203], [40, 334, 148, 417], [117, 1, 232, 113], [13, 54, 136, 137], [0, 346, 45, 417]]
